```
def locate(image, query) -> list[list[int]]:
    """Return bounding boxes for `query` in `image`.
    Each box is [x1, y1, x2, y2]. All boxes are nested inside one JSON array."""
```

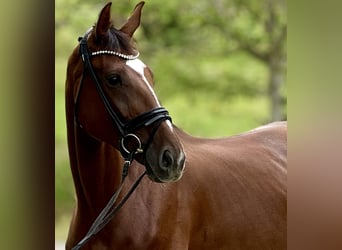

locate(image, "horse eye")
[[106, 74, 122, 87]]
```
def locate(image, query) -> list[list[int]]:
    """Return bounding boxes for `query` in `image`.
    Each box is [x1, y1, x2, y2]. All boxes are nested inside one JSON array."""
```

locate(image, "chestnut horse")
[[65, 2, 287, 249]]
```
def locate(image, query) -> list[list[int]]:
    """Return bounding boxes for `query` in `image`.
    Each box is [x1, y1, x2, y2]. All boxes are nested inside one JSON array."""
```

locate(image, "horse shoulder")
[[173, 123, 287, 249]]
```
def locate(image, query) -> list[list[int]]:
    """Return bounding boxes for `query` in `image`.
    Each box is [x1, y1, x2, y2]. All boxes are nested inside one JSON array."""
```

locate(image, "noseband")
[[72, 32, 172, 249], [76, 32, 172, 161]]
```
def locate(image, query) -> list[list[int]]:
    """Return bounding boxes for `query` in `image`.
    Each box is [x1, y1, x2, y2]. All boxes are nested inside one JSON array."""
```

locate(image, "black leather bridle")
[[76, 32, 172, 161], [71, 32, 172, 249]]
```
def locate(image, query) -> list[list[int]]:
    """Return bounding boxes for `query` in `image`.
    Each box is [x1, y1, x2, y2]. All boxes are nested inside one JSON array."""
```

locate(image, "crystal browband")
[[91, 50, 140, 60]]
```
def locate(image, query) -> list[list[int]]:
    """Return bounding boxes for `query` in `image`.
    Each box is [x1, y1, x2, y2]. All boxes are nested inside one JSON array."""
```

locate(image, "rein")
[[71, 157, 146, 250], [72, 32, 172, 249]]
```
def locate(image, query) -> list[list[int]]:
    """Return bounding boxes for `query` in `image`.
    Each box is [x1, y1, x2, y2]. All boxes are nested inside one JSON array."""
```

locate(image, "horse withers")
[[65, 2, 287, 249]]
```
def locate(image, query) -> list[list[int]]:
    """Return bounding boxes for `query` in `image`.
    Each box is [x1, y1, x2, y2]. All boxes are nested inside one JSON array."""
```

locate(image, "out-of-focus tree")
[[201, 0, 287, 121], [137, 0, 286, 121], [56, 0, 286, 121]]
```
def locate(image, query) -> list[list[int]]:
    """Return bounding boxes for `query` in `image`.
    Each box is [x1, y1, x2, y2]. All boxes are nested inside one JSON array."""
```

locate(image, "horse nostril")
[[178, 152, 185, 170], [160, 150, 174, 171]]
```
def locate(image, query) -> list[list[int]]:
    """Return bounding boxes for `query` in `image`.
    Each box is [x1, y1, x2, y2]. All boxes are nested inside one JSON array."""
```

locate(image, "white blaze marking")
[[166, 120, 173, 131], [126, 59, 173, 132], [126, 59, 160, 105]]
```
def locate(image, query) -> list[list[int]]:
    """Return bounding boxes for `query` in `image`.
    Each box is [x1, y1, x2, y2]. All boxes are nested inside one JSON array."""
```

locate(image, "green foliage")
[[55, 0, 286, 240], [150, 50, 267, 99]]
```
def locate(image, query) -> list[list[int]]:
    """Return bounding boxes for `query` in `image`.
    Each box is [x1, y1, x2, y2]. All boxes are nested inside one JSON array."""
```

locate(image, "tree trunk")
[[268, 56, 285, 121]]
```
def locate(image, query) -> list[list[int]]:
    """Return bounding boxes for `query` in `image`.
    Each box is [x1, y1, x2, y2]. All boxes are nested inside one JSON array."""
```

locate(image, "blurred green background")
[[55, 0, 286, 243]]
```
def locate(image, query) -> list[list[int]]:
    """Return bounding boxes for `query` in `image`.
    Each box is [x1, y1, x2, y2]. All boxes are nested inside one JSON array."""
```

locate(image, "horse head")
[[69, 2, 185, 183]]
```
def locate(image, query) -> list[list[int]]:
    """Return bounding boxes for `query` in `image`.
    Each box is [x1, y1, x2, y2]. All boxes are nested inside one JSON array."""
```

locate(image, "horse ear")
[[95, 2, 112, 40], [120, 1, 145, 37]]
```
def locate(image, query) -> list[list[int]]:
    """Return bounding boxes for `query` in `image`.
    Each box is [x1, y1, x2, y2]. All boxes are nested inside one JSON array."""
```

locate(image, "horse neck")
[[66, 63, 123, 215], [73, 127, 123, 211], [173, 125, 198, 143]]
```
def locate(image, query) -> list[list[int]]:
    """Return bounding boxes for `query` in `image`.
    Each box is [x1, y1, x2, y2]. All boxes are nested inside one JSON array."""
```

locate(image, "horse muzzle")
[[145, 145, 186, 183]]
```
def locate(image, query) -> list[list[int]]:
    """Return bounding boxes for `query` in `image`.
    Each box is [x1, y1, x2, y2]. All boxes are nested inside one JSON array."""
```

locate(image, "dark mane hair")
[[92, 24, 137, 55]]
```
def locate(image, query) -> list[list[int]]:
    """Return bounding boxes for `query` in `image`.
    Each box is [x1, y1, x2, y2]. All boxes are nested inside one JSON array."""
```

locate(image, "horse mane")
[[92, 24, 137, 55]]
